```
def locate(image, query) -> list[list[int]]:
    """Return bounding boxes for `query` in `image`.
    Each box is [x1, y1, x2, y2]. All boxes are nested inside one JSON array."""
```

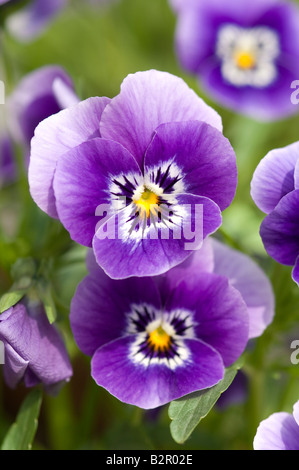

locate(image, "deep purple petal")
[[92, 193, 221, 279], [211, 239, 275, 339], [165, 272, 249, 366], [251, 142, 299, 214], [53, 138, 142, 247], [91, 335, 224, 409], [29, 96, 110, 218], [144, 120, 237, 211], [100, 70, 222, 167], [70, 271, 161, 357], [0, 304, 72, 386], [254, 412, 299, 450], [260, 190, 299, 265], [154, 237, 215, 305]]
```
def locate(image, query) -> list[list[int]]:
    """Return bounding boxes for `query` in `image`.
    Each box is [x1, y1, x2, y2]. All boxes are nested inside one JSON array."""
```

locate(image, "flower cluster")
[[170, 0, 299, 121], [251, 141, 299, 286]]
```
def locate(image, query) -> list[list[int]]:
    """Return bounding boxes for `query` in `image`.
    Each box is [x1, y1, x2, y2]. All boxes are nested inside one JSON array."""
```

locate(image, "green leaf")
[[1, 388, 43, 450], [0, 289, 27, 314], [168, 365, 240, 444], [37, 281, 57, 324]]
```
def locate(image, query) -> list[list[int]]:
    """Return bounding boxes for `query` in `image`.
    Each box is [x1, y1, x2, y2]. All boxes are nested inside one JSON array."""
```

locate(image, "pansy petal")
[[251, 142, 299, 214], [211, 239, 275, 339], [100, 70, 222, 167], [165, 272, 249, 366], [0, 304, 72, 386], [53, 138, 142, 247], [70, 270, 161, 357], [293, 400, 299, 427], [92, 193, 221, 279], [155, 238, 215, 305], [144, 120, 237, 211], [91, 335, 224, 409], [254, 412, 299, 450], [260, 190, 299, 265], [29, 96, 110, 219], [2, 344, 29, 389]]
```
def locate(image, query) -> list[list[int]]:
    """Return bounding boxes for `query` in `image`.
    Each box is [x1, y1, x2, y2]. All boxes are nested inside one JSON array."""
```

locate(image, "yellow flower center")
[[234, 50, 256, 69], [148, 325, 171, 351], [134, 189, 159, 218]]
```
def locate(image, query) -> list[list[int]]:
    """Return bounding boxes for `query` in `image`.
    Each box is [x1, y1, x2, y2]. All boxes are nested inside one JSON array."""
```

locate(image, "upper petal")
[[100, 70, 222, 167], [144, 120, 237, 211], [28, 96, 110, 218]]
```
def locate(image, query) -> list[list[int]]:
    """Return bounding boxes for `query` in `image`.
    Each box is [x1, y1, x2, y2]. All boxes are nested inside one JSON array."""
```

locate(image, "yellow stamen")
[[135, 189, 159, 218], [234, 51, 256, 69], [148, 325, 171, 351]]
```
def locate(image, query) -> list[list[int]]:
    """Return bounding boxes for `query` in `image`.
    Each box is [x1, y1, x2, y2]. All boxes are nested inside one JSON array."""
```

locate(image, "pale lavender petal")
[[100, 70, 222, 167], [293, 400, 299, 426], [2, 344, 29, 389], [254, 412, 299, 450], [28, 96, 110, 218], [211, 239, 275, 339]]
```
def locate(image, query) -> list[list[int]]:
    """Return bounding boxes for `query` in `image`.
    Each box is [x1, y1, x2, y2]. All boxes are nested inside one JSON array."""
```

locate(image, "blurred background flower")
[[170, 0, 299, 121]]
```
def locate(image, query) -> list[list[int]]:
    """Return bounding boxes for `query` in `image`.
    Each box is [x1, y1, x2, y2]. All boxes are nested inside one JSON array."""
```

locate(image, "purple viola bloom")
[[254, 400, 299, 450], [251, 141, 299, 286], [170, 0, 299, 121], [0, 300, 72, 392], [29, 70, 237, 279], [2, 0, 67, 42], [7, 65, 78, 150], [70, 237, 274, 409]]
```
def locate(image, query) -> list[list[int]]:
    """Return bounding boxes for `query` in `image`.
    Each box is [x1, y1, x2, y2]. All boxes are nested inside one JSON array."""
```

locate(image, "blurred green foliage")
[[0, 0, 299, 450]]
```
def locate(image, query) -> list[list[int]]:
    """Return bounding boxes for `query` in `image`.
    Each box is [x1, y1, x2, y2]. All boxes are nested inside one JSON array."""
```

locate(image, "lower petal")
[[91, 335, 224, 409], [254, 412, 299, 450]]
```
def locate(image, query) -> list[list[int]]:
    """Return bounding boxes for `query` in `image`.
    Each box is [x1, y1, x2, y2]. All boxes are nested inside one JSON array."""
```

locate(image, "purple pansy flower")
[[70, 237, 274, 409], [0, 300, 72, 392], [0, 66, 77, 187], [7, 65, 78, 149], [29, 70, 237, 279], [251, 141, 299, 286], [1, 0, 67, 42], [170, 0, 299, 121], [254, 400, 299, 450]]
